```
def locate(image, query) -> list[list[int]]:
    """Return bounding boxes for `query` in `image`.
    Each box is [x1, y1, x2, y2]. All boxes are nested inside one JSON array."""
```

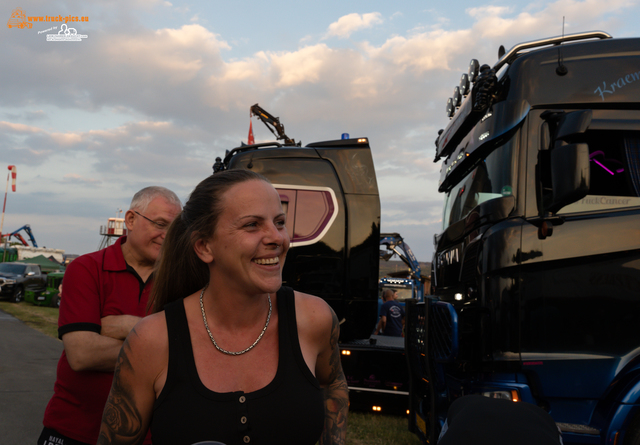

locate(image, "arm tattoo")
[[320, 309, 349, 445], [97, 335, 146, 445]]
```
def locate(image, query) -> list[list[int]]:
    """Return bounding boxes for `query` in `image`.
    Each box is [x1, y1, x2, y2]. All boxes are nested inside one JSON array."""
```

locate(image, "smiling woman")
[[97, 169, 348, 445]]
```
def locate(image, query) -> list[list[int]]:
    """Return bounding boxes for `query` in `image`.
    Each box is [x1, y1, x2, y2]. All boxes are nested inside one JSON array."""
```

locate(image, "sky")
[[1, 0, 638, 262]]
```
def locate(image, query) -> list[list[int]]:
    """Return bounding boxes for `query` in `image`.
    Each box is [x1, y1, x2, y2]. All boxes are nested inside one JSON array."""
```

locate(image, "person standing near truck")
[[38, 186, 181, 445], [375, 289, 405, 336], [96, 170, 348, 445]]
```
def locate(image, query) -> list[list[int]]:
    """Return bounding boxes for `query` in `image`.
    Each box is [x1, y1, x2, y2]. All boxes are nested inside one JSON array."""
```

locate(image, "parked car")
[[0, 262, 47, 303], [25, 271, 64, 307]]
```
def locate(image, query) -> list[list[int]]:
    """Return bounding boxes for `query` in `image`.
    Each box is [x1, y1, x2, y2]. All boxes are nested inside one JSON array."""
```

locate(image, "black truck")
[[0, 262, 47, 303], [214, 134, 380, 342], [213, 107, 410, 414], [405, 32, 640, 444]]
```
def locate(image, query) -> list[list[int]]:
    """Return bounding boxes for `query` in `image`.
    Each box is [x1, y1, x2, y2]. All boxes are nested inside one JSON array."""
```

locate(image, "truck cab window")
[[276, 187, 337, 245], [442, 139, 515, 229], [558, 131, 640, 214]]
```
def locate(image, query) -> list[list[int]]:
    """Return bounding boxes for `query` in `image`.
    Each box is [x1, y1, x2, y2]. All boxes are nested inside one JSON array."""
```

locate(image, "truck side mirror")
[[540, 110, 592, 215], [548, 143, 590, 214], [554, 110, 592, 142]]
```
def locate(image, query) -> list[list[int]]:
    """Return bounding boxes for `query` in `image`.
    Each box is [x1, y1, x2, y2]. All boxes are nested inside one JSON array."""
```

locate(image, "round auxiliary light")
[[452, 86, 462, 108], [468, 59, 480, 82], [446, 97, 455, 118], [459, 73, 470, 97]]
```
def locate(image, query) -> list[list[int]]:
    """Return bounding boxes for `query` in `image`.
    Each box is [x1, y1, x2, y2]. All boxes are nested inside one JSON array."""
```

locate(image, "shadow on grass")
[[348, 412, 421, 445]]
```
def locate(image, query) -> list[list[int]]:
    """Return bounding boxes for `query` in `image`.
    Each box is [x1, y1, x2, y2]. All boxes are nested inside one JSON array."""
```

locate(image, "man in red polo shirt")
[[38, 186, 181, 445]]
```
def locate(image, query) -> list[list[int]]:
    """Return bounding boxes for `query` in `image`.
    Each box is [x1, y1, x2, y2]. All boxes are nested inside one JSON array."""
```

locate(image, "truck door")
[[520, 111, 640, 428], [24, 265, 39, 292]]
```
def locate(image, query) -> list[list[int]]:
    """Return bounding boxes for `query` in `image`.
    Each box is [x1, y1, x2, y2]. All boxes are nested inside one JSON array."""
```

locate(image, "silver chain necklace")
[[199, 288, 272, 356]]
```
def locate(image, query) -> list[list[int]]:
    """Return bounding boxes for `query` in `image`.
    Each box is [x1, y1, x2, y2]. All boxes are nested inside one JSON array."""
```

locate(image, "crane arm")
[[22, 225, 38, 247], [5, 224, 38, 247], [380, 232, 421, 279], [250, 103, 298, 146], [9, 233, 29, 246]]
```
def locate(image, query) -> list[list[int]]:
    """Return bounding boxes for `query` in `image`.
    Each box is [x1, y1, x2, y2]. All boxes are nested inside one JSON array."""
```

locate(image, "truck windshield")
[[442, 138, 516, 229], [380, 287, 413, 300], [0, 263, 27, 274]]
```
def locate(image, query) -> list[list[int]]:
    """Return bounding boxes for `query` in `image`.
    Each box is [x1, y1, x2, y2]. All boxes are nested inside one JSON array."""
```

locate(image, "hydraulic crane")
[[3, 224, 38, 247], [380, 232, 422, 280], [249, 103, 299, 146]]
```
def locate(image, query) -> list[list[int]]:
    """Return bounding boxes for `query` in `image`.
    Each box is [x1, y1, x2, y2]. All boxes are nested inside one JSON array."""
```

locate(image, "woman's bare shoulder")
[[293, 291, 336, 336], [119, 311, 170, 389], [294, 290, 333, 313], [127, 311, 169, 351]]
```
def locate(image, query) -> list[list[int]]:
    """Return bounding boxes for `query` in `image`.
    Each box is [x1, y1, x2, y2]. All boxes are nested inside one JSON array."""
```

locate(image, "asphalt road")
[[0, 309, 63, 445]]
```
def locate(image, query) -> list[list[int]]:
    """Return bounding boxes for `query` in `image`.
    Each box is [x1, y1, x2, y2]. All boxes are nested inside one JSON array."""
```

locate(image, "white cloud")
[[466, 5, 513, 19], [103, 24, 229, 84], [466, 0, 636, 40], [362, 28, 474, 73], [325, 12, 384, 39], [269, 44, 333, 87], [1, 0, 638, 260], [50, 132, 82, 146], [0, 121, 43, 134], [62, 173, 101, 185]]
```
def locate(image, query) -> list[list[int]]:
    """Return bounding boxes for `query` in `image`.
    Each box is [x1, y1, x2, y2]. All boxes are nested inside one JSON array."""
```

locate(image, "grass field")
[[0, 301, 422, 445], [0, 300, 59, 338]]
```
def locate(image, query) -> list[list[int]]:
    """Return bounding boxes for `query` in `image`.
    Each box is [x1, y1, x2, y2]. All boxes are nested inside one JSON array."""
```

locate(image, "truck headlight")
[[481, 390, 520, 402]]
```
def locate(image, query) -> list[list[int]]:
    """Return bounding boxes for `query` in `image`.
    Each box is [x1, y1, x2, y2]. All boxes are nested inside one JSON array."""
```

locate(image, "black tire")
[[624, 410, 640, 445], [53, 294, 61, 308], [12, 286, 23, 303]]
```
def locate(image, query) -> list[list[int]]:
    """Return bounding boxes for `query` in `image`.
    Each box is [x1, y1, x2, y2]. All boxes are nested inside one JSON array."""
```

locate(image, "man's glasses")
[[134, 211, 170, 232]]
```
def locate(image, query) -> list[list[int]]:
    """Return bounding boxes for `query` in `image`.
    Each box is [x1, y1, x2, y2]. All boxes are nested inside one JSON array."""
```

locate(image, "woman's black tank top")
[[151, 287, 325, 445]]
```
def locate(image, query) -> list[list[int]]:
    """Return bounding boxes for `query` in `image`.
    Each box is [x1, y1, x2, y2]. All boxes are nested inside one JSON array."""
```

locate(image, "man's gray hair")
[[129, 186, 182, 212]]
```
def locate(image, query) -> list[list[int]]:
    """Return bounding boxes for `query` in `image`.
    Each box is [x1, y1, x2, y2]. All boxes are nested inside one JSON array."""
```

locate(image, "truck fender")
[[620, 377, 640, 405], [604, 403, 640, 444], [601, 367, 640, 443]]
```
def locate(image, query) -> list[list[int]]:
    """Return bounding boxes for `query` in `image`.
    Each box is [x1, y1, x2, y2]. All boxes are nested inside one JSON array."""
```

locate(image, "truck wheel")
[[53, 295, 61, 308], [12, 287, 24, 303]]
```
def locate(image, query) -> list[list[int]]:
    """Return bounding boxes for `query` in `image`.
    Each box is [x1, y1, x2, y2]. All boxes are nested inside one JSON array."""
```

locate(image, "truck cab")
[[406, 32, 640, 444], [214, 137, 380, 342], [216, 130, 417, 414]]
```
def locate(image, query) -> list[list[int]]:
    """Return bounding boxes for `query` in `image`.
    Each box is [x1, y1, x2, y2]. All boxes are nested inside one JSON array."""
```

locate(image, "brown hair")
[[151, 169, 270, 312]]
